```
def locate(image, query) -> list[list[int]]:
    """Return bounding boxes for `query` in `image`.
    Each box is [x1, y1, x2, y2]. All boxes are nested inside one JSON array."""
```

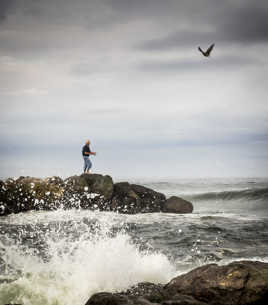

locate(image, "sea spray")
[[1, 177, 268, 304], [0, 210, 175, 305]]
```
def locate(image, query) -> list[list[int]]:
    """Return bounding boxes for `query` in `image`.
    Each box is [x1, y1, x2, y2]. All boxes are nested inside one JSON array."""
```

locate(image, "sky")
[[0, 0, 268, 179]]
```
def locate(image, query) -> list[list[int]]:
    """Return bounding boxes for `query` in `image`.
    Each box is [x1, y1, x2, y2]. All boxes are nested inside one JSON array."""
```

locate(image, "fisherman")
[[82, 140, 96, 173]]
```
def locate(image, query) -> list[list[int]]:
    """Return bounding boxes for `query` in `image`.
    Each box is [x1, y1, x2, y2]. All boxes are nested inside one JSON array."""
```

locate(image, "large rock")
[[85, 292, 156, 305], [84, 261, 268, 305], [162, 196, 193, 214], [85, 292, 133, 305], [111, 182, 166, 214], [0, 176, 64, 215], [121, 282, 165, 303], [0, 174, 114, 215], [64, 174, 113, 199], [63, 174, 114, 210], [0, 174, 193, 216], [120, 282, 205, 304], [163, 260, 268, 305]]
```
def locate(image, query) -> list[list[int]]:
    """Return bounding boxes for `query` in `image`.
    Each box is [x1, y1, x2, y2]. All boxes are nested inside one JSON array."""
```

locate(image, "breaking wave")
[[186, 187, 268, 203], [0, 210, 175, 305]]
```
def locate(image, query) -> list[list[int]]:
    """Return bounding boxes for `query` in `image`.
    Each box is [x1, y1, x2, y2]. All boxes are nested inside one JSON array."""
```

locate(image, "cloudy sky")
[[0, 0, 268, 178]]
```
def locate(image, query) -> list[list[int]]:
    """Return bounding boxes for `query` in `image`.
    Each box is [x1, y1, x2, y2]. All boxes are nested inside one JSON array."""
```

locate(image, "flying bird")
[[198, 44, 215, 57]]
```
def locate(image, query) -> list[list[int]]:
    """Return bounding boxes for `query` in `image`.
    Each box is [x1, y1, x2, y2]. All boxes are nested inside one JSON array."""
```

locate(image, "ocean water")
[[0, 177, 268, 305]]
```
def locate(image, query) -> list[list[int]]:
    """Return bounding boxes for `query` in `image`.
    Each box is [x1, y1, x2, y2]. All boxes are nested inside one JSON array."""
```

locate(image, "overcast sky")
[[0, 0, 268, 178]]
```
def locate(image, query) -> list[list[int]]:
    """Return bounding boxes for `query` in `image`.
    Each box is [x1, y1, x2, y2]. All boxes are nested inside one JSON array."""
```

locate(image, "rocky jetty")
[[85, 260, 268, 305], [0, 174, 193, 216]]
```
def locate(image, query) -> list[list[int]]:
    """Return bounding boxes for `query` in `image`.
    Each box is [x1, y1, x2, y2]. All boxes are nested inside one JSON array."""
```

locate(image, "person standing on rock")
[[82, 140, 96, 173]]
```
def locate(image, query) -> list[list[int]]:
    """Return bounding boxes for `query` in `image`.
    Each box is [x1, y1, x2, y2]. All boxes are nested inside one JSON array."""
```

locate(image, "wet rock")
[[45, 176, 64, 187], [85, 292, 157, 305], [162, 294, 207, 305], [164, 260, 268, 305], [85, 292, 132, 305], [0, 180, 8, 215], [63, 175, 88, 192], [111, 182, 166, 214], [121, 282, 165, 303], [0, 174, 193, 216], [63, 174, 113, 210], [64, 174, 113, 198], [162, 196, 193, 214], [0, 176, 63, 215], [81, 173, 114, 199], [85, 261, 268, 305], [86, 292, 152, 305]]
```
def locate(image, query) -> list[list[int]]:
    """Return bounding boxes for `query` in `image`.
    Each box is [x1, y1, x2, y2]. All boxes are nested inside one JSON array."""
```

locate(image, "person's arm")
[[90, 151, 96, 156]]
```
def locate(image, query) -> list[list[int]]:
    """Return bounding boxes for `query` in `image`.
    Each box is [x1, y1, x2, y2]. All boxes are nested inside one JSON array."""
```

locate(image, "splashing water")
[[0, 210, 175, 305], [2, 177, 268, 305]]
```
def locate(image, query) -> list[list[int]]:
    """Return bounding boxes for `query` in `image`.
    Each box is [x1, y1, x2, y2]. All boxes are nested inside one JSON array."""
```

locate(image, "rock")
[[45, 176, 64, 187], [0, 174, 193, 216], [111, 182, 166, 214], [81, 173, 114, 200], [63, 174, 114, 210], [85, 287, 205, 305], [121, 282, 165, 303], [163, 260, 268, 305], [0, 176, 63, 215], [0, 179, 8, 215], [162, 294, 207, 305], [85, 292, 132, 305], [85, 261, 268, 305], [64, 174, 113, 199], [162, 196, 193, 214], [85, 292, 158, 305]]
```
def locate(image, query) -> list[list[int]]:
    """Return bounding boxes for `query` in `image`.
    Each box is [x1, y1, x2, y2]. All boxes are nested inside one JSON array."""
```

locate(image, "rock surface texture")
[[162, 196, 193, 213], [0, 174, 192, 216], [85, 261, 268, 305]]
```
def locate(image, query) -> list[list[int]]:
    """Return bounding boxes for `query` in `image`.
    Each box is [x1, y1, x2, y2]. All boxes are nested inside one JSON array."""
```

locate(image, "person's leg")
[[83, 156, 88, 173], [86, 158, 92, 173]]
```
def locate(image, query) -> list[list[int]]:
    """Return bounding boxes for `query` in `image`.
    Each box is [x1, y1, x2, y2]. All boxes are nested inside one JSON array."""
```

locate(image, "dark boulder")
[[81, 173, 114, 199], [121, 282, 165, 303], [0, 174, 193, 216], [162, 196, 193, 214], [85, 292, 133, 305], [111, 182, 166, 214], [63, 174, 114, 210], [45, 176, 64, 187], [64, 174, 113, 199], [162, 294, 207, 305], [163, 260, 268, 305], [0, 179, 7, 215], [85, 261, 268, 305], [0, 176, 63, 215], [85, 292, 158, 305], [85, 291, 206, 305]]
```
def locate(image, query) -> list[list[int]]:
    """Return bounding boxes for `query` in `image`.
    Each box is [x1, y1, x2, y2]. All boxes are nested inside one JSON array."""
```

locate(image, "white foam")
[[0, 212, 175, 305]]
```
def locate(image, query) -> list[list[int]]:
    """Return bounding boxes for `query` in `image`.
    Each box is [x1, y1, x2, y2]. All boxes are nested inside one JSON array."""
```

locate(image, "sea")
[[0, 177, 268, 305]]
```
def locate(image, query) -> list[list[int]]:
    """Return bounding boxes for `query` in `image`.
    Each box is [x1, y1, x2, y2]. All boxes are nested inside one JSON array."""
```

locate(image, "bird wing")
[[198, 47, 204, 54], [206, 43, 215, 54]]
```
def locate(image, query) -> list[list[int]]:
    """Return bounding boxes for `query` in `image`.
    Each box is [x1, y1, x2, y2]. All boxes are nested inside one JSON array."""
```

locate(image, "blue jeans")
[[83, 156, 92, 172]]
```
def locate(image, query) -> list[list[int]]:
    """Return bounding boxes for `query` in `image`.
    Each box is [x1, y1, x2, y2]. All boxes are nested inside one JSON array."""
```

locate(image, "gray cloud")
[[2, 0, 267, 58], [137, 1, 268, 51], [1, 0, 268, 178], [137, 55, 262, 73], [224, 4, 268, 44], [137, 30, 213, 51], [71, 63, 102, 76], [0, 0, 16, 20]]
